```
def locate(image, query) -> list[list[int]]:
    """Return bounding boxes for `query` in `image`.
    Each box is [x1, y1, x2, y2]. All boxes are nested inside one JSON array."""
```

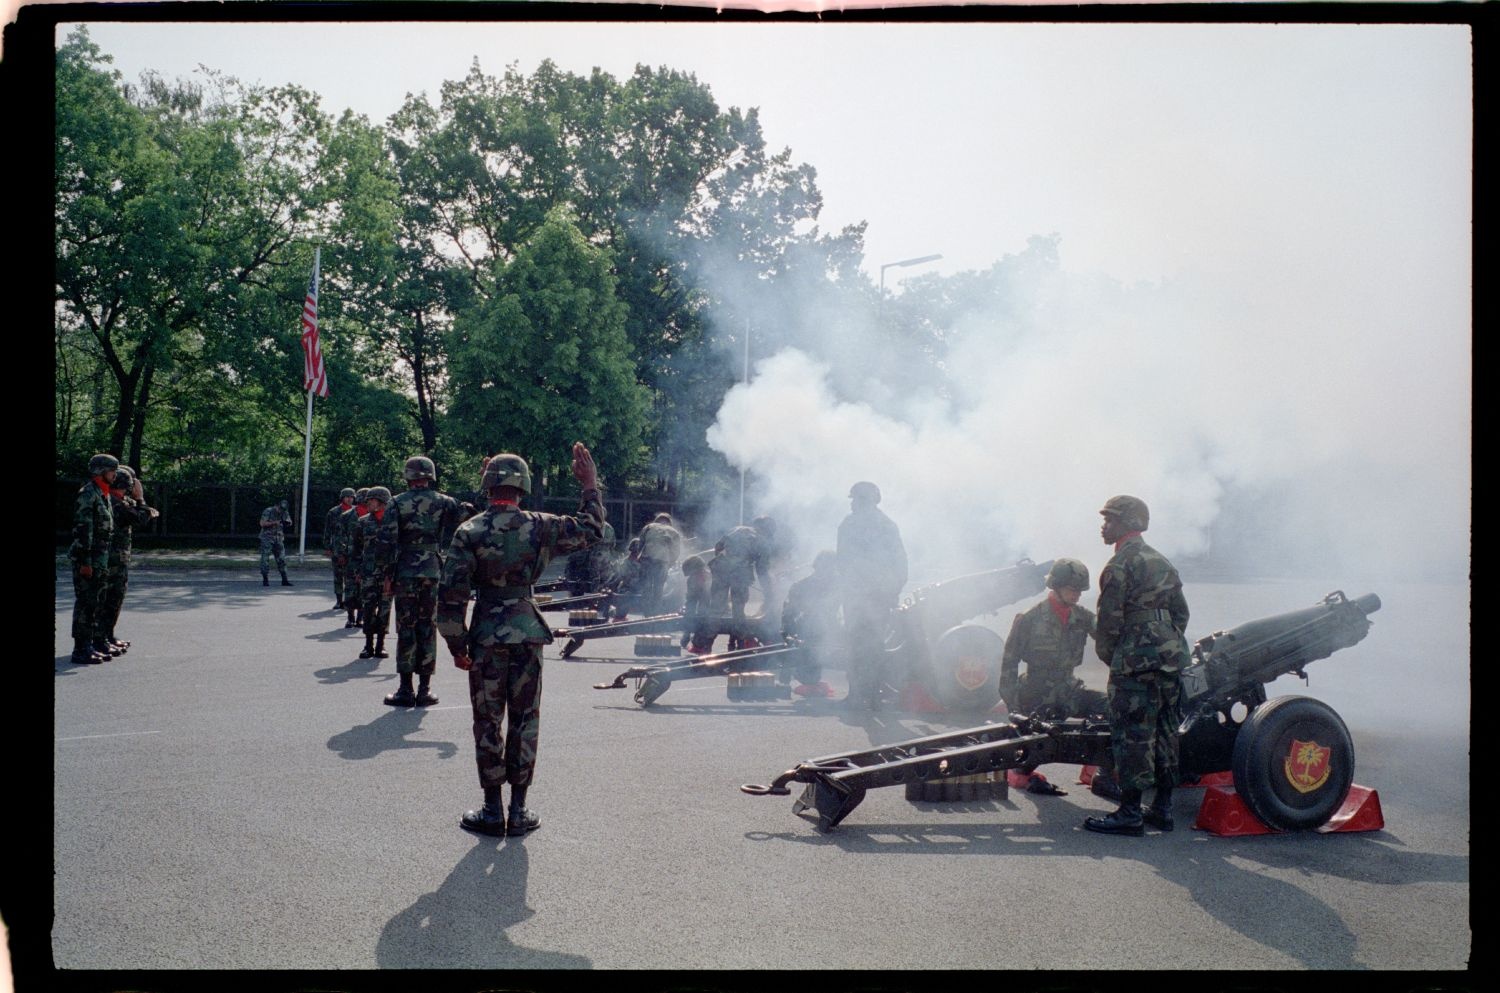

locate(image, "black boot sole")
[[459, 813, 507, 836], [1083, 818, 1145, 836]]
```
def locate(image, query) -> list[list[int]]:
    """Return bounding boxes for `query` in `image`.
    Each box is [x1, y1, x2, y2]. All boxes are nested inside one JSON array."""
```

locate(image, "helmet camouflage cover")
[[1099, 494, 1150, 531], [1046, 557, 1090, 591], [340, 487, 356, 499], [88, 453, 120, 476], [482, 453, 532, 495], [355, 488, 371, 502], [366, 486, 393, 504], [112, 466, 135, 488], [403, 456, 436, 481]]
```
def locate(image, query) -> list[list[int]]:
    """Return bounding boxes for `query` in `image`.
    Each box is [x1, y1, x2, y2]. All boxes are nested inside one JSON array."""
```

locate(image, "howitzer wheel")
[[927, 624, 1005, 714], [1230, 695, 1354, 832]]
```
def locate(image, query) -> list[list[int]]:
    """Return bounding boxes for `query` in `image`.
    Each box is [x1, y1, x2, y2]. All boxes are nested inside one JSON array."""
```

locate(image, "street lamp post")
[[879, 253, 943, 298]]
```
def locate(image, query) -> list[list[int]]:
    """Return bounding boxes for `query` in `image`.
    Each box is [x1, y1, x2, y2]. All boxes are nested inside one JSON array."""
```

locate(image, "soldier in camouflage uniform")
[[377, 457, 463, 707], [1083, 495, 1190, 837], [338, 488, 370, 628], [999, 558, 1104, 795], [69, 454, 118, 665], [357, 487, 395, 660], [836, 481, 908, 709], [324, 488, 356, 609], [258, 499, 293, 587], [99, 466, 158, 656], [635, 513, 682, 616], [779, 549, 841, 698], [438, 443, 604, 837], [712, 521, 774, 650]]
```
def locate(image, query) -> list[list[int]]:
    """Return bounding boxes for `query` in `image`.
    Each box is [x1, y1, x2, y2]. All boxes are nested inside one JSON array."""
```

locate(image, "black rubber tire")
[[926, 624, 1005, 713], [1230, 695, 1354, 832]]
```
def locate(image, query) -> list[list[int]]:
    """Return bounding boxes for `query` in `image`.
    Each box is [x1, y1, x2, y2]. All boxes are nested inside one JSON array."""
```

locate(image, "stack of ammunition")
[[633, 634, 677, 657], [726, 671, 786, 702], [568, 609, 606, 627], [904, 769, 1009, 802]]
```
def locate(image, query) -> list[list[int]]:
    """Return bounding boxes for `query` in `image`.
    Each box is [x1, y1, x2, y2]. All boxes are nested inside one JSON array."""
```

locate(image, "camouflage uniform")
[[100, 479, 153, 648], [779, 551, 842, 691], [324, 491, 355, 608], [358, 498, 394, 655], [377, 484, 462, 690], [69, 464, 116, 661], [437, 488, 604, 794], [712, 524, 772, 648], [337, 499, 367, 626], [1096, 536, 1190, 794], [836, 484, 908, 706], [636, 517, 682, 616], [1001, 597, 1104, 718], [258, 502, 292, 583]]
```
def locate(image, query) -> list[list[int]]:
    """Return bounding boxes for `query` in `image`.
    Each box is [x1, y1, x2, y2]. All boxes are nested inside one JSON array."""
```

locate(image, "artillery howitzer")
[[743, 590, 1381, 833], [593, 638, 810, 706], [559, 609, 777, 660], [590, 559, 1053, 708]]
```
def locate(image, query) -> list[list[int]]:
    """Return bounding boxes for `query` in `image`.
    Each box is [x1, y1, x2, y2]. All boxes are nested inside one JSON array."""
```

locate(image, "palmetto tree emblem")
[[1284, 738, 1332, 793]]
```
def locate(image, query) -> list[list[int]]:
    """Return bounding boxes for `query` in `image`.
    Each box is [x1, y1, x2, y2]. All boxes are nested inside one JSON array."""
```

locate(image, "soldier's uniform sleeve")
[[1095, 557, 1125, 665], [439, 494, 462, 553], [1001, 609, 1030, 686], [323, 507, 339, 550], [1167, 585, 1189, 634], [1077, 604, 1099, 642], [541, 489, 606, 555], [374, 503, 401, 574], [437, 525, 475, 654]]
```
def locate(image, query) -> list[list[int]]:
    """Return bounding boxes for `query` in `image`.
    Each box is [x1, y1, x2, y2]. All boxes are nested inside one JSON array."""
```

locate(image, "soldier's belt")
[[1124, 608, 1174, 625]]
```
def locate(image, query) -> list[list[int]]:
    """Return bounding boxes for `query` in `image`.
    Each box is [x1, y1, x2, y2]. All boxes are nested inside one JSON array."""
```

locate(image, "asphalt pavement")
[[46, 561, 1471, 981]]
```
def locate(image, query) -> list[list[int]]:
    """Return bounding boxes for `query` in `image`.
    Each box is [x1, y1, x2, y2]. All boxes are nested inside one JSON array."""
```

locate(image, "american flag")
[[301, 251, 328, 397]]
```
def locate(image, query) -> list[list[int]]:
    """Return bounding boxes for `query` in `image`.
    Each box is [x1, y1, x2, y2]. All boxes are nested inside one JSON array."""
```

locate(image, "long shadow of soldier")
[[327, 707, 459, 762], [374, 839, 591, 969], [314, 656, 388, 685]]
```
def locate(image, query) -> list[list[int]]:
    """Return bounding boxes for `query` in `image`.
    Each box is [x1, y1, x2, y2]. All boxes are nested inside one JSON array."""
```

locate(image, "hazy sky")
[[57, 16, 1472, 582]]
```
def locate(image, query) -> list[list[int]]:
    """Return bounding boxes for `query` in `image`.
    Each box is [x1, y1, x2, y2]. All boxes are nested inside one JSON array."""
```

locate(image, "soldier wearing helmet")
[[710, 519, 775, 651], [355, 486, 395, 660], [836, 480, 908, 708], [68, 454, 119, 664], [337, 488, 372, 628], [634, 512, 682, 617], [258, 497, 294, 588], [1084, 495, 1191, 838], [998, 557, 1106, 796], [98, 466, 157, 657], [324, 487, 358, 611], [375, 456, 463, 707], [438, 442, 605, 837]]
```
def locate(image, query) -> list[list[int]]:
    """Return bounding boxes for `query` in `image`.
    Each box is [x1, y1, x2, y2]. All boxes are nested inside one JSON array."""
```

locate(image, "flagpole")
[[298, 246, 320, 565]]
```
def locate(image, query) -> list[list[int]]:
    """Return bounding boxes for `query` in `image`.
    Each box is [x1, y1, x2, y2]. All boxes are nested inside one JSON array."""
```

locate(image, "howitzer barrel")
[[1183, 591, 1380, 709], [900, 559, 1053, 638]]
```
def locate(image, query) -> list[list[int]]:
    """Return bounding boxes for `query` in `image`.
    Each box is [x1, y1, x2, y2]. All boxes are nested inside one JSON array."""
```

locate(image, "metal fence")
[[56, 479, 704, 549]]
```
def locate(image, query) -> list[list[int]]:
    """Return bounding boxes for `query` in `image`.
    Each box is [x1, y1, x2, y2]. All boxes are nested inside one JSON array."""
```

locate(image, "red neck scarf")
[[490, 499, 519, 510], [1047, 589, 1072, 626]]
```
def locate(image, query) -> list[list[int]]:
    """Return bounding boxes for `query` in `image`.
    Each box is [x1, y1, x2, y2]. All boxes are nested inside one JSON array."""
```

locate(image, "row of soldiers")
[[67, 454, 159, 665]]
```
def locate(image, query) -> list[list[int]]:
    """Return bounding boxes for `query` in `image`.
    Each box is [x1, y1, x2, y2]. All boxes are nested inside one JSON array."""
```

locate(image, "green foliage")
[[446, 208, 648, 491]]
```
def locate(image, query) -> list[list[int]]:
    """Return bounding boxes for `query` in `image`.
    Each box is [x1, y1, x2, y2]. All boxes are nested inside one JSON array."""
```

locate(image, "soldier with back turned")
[[69, 454, 118, 665], [324, 488, 356, 610], [1083, 495, 1190, 837], [438, 444, 604, 837]]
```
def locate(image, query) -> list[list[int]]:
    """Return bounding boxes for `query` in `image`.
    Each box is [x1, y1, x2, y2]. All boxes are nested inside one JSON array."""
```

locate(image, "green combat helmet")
[[112, 466, 135, 490], [355, 488, 371, 503], [1099, 494, 1150, 532], [340, 487, 356, 500], [482, 453, 532, 495], [1045, 557, 1090, 592], [849, 481, 881, 504], [404, 456, 436, 481], [88, 453, 120, 476], [366, 486, 393, 505]]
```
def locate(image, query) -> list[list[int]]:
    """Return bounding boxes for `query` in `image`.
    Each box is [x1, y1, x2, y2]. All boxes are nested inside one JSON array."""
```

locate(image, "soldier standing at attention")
[[438, 443, 604, 837], [325, 488, 356, 610], [1084, 495, 1190, 837], [378, 457, 462, 707], [99, 466, 158, 656], [259, 498, 294, 587], [357, 487, 395, 660], [998, 557, 1103, 795], [635, 513, 682, 616], [835, 481, 908, 709], [69, 454, 118, 665], [338, 488, 369, 628]]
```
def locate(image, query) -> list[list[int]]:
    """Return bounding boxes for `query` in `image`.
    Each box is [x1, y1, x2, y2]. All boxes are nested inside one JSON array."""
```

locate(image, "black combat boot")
[[1090, 769, 1124, 803], [1083, 788, 1145, 836], [415, 673, 439, 706], [280, 569, 293, 587], [71, 640, 105, 665], [262, 571, 270, 587], [359, 634, 375, 659], [92, 639, 122, 658], [459, 786, 506, 836], [384, 671, 416, 706], [108, 637, 130, 652], [345, 608, 358, 628], [374, 634, 389, 659], [506, 785, 541, 836], [1143, 784, 1174, 831]]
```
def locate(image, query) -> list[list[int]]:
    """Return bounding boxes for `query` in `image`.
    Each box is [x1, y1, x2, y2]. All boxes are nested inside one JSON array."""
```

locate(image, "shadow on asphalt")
[[376, 837, 591, 968], [315, 656, 396, 684], [328, 707, 460, 761], [83, 580, 317, 613]]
